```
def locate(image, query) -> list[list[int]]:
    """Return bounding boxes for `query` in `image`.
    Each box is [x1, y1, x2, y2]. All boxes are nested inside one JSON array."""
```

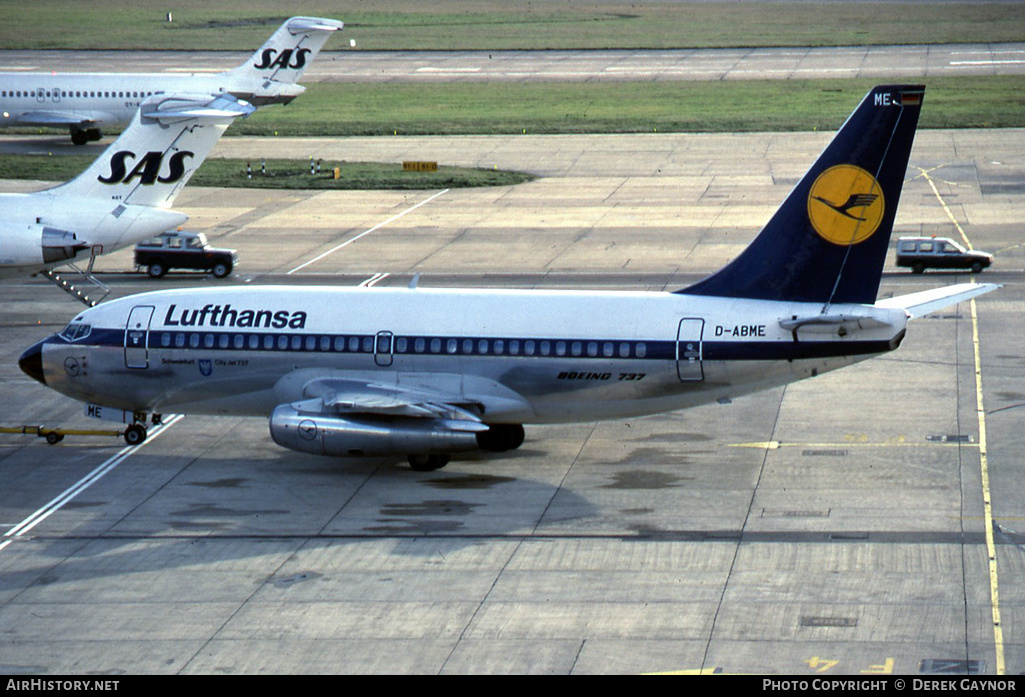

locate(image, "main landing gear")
[[123, 413, 163, 446], [70, 127, 102, 145], [406, 424, 526, 472]]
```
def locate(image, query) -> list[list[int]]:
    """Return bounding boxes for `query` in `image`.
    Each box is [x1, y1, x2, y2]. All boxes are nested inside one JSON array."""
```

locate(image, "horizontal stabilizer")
[[779, 313, 891, 335], [286, 17, 344, 34], [141, 93, 255, 125], [875, 283, 1000, 318]]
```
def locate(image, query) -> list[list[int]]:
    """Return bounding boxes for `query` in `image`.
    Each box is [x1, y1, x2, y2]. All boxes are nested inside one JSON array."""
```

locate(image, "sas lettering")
[[254, 48, 311, 70], [98, 150, 193, 186], [714, 325, 766, 338]]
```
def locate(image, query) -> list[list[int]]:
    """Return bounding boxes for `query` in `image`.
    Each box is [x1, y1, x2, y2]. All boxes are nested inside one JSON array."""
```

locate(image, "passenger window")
[[160, 333, 171, 347], [292, 336, 302, 351], [509, 340, 519, 355], [234, 335, 244, 349], [334, 337, 345, 351], [362, 337, 374, 353], [264, 335, 274, 350], [524, 341, 535, 356], [349, 337, 360, 352], [306, 336, 316, 351], [190, 334, 200, 348], [540, 341, 551, 356], [555, 341, 566, 356], [571, 342, 582, 356], [478, 340, 489, 354], [278, 335, 288, 350], [587, 342, 598, 357], [637, 343, 647, 358], [463, 339, 473, 354], [415, 338, 425, 353], [249, 335, 259, 350], [320, 336, 331, 351], [175, 333, 186, 348], [219, 334, 229, 348], [619, 343, 630, 358], [430, 338, 441, 353], [396, 337, 408, 353], [603, 342, 614, 357], [447, 339, 458, 354], [494, 340, 504, 355]]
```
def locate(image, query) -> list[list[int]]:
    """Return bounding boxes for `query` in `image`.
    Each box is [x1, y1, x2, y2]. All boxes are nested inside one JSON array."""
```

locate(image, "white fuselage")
[[0, 71, 298, 132], [0, 191, 186, 277], [36, 285, 910, 424]]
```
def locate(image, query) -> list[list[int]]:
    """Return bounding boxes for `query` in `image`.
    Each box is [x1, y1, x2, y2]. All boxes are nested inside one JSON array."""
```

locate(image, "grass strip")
[[234, 76, 1025, 136], [0, 157, 535, 189], [0, 2, 1022, 50]]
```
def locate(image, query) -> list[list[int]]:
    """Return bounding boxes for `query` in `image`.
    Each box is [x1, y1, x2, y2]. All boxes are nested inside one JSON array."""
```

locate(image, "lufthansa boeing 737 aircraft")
[[0, 92, 252, 280], [19, 85, 999, 470], [0, 16, 341, 144]]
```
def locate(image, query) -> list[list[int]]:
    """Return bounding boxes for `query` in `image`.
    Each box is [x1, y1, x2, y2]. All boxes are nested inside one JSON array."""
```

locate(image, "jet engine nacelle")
[[0, 223, 89, 267], [269, 404, 481, 458]]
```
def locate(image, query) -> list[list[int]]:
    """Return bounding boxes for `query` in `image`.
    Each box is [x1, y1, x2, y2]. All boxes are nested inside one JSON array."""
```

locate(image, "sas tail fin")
[[682, 85, 925, 305], [52, 93, 254, 208], [227, 16, 343, 88]]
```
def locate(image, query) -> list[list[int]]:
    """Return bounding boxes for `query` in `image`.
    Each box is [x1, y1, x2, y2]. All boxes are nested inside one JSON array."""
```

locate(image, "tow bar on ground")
[[0, 425, 140, 446]]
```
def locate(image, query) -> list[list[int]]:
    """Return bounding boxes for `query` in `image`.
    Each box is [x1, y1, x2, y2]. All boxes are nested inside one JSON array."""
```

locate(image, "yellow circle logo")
[[807, 165, 885, 246]]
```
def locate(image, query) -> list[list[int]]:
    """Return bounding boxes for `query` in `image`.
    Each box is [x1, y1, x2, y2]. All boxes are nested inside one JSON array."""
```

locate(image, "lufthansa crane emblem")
[[807, 164, 885, 246]]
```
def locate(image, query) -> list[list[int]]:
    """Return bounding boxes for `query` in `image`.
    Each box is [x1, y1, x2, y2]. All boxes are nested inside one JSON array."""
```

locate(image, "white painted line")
[[950, 60, 1025, 66], [287, 189, 449, 275], [358, 272, 390, 287], [0, 415, 183, 553]]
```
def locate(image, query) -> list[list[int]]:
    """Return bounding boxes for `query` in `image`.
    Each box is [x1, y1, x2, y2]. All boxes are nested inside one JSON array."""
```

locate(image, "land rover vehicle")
[[134, 231, 238, 278]]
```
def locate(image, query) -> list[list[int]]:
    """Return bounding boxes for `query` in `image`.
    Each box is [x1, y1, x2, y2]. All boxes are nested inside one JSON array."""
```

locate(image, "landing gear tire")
[[476, 424, 525, 452], [407, 454, 450, 472], [124, 423, 147, 446], [70, 127, 102, 145]]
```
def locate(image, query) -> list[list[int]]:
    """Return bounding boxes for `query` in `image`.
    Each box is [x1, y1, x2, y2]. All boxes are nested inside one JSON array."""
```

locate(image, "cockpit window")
[[59, 323, 92, 342]]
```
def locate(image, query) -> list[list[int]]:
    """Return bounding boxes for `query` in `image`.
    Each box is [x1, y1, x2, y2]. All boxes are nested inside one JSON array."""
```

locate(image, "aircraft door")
[[676, 318, 704, 382], [124, 305, 155, 369], [374, 331, 394, 367]]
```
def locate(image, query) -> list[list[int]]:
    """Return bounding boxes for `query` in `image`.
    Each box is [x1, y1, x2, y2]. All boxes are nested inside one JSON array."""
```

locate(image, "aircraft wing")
[[875, 282, 1000, 319], [293, 377, 489, 431], [12, 110, 104, 127]]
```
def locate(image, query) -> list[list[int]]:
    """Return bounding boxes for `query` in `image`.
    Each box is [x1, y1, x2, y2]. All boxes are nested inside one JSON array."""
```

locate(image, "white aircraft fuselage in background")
[[0, 16, 342, 143], [19, 85, 1001, 470]]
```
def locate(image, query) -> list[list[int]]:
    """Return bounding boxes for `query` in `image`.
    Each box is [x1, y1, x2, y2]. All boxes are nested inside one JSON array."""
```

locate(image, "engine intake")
[[269, 404, 481, 458]]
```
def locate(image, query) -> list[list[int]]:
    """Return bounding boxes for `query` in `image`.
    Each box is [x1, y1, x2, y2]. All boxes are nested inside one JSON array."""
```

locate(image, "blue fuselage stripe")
[[54, 328, 892, 362]]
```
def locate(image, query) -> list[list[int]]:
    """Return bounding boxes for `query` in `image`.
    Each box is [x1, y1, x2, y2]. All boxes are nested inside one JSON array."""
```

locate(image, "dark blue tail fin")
[[681, 85, 924, 305]]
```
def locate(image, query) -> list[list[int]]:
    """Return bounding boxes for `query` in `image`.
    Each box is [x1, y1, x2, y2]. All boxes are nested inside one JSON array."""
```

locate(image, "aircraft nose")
[[19, 340, 46, 386]]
